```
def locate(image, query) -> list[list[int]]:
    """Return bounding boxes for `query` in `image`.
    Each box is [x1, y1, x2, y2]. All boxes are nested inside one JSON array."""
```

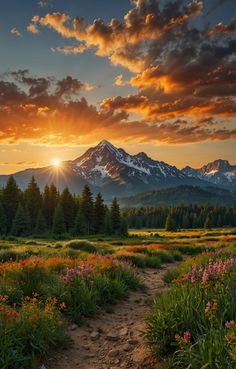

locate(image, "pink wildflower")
[[225, 320, 235, 329], [183, 331, 191, 342]]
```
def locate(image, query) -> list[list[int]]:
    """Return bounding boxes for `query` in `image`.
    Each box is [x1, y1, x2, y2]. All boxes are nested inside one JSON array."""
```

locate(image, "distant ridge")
[[120, 185, 236, 208]]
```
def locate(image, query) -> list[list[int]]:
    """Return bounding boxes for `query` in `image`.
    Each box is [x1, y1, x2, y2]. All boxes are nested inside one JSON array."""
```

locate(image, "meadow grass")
[[146, 244, 236, 369], [0, 228, 235, 368]]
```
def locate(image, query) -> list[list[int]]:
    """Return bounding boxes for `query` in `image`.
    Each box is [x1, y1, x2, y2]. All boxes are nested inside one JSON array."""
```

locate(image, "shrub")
[[0, 296, 68, 369], [65, 240, 97, 253]]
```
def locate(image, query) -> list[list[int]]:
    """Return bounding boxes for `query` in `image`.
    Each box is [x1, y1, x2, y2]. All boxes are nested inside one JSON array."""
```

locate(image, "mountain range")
[[0, 140, 235, 199]]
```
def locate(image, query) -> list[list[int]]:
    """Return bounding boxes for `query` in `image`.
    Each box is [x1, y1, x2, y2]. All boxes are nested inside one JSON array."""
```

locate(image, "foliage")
[[146, 253, 236, 368], [123, 204, 236, 229], [65, 240, 97, 253], [0, 177, 127, 238], [0, 295, 68, 369]]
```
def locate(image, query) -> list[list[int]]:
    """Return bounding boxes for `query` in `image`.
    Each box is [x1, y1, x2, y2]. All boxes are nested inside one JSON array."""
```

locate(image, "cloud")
[[38, 0, 47, 7], [31, 1, 203, 71], [8, 0, 236, 145], [51, 45, 86, 55], [10, 27, 22, 37], [209, 19, 236, 36], [0, 70, 235, 146], [114, 74, 128, 87], [27, 16, 40, 34]]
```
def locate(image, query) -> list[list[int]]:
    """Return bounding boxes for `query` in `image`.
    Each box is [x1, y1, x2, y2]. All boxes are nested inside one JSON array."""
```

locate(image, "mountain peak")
[[97, 139, 115, 148], [200, 159, 233, 174]]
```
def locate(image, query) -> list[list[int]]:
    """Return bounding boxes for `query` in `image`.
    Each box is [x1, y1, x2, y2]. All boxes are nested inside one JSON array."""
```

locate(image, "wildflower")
[[225, 320, 235, 329], [59, 302, 66, 310], [183, 331, 191, 342], [205, 301, 211, 313], [181, 256, 234, 285], [175, 333, 181, 341]]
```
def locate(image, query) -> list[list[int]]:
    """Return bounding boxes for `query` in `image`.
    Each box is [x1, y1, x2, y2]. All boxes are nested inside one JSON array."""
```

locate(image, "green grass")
[[146, 248, 236, 369], [0, 228, 235, 368]]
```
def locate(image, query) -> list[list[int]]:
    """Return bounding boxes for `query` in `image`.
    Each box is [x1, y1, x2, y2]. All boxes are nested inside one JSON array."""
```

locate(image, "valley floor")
[[45, 263, 178, 369]]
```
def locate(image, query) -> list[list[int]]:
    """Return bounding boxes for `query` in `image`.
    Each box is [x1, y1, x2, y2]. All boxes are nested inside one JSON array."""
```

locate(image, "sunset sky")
[[0, 0, 235, 174]]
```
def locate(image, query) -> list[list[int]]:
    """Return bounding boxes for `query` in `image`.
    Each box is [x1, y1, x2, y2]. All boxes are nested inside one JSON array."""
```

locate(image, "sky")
[[0, 0, 235, 174]]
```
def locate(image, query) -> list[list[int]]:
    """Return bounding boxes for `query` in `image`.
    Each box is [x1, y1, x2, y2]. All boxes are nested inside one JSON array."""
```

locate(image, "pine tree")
[[60, 188, 76, 232], [81, 185, 94, 234], [73, 209, 86, 236], [24, 176, 42, 230], [52, 204, 66, 235], [42, 183, 59, 229], [2, 176, 20, 233], [11, 204, 31, 236], [204, 216, 211, 230], [120, 217, 128, 236], [0, 202, 6, 235], [104, 211, 112, 235], [34, 210, 47, 235], [165, 213, 177, 232], [94, 192, 106, 234], [110, 197, 121, 234]]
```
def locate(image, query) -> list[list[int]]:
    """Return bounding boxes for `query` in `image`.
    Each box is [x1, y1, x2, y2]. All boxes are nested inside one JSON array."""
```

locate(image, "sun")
[[51, 158, 61, 167]]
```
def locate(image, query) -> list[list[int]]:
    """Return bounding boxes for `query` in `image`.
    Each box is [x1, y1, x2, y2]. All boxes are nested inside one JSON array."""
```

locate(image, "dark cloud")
[[209, 19, 236, 36]]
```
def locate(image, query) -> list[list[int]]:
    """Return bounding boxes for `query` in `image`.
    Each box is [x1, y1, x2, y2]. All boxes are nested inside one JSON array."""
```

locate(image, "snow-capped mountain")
[[0, 141, 235, 198], [71, 140, 185, 188], [182, 159, 236, 187]]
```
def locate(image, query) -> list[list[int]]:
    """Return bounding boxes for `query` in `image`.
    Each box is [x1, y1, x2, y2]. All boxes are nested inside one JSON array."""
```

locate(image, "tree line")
[[0, 176, 127, 237], [123, 204, 236, 230]]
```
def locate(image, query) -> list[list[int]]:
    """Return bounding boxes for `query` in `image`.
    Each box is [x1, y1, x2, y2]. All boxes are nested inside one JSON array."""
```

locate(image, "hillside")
[[120, 185, 236, 207]]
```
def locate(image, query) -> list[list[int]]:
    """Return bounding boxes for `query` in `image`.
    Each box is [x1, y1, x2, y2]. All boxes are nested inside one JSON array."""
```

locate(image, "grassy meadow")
[[0, 228, 235, 368]]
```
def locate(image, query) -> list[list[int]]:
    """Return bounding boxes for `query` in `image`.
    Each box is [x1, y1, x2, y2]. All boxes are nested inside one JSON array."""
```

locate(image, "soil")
[[45, 263, 178, 369]]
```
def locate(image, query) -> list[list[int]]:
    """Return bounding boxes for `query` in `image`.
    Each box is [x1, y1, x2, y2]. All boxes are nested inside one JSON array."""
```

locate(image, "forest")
[[123, 204, 236, 230], [0, 176, 127, 237]]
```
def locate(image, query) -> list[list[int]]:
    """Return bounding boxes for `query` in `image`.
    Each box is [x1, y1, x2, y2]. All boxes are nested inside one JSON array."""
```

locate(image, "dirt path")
[[45, 263, 177, 369]]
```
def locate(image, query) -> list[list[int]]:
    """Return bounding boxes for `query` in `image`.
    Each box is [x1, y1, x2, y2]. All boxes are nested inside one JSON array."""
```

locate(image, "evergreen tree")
[[0, 202, 6, 235], [60, 188, 76, 232], [34, 210, 47, 235], [104, 211, 112, 235], [52, 204, 66, 235], [204, 216, 211, 229], [120, 217, 128, 236], [81, 185, 94, 234], [182, 214, 190, 229], [165, 213, 177, 232], [11, 204, 30, 236], [110, 197, 121, 234], [2, 176, 20, 233], [42, 183, 59, 229], [73, 209, 86, 236], [94, 193, 106, 234], [24, 176, 42, 230]]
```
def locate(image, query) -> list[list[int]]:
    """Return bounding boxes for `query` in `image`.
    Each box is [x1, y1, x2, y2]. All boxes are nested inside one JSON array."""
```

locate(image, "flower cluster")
[[175, 331, 191, 344], [63, 264, 95, 283], [180, 257, 234, 284], [205, 300, 218, 314], [225, 320, 235, 329]]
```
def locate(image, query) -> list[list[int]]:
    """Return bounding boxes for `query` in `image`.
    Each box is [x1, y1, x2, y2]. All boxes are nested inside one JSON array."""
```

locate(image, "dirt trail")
[[46, 263, 177, 369]]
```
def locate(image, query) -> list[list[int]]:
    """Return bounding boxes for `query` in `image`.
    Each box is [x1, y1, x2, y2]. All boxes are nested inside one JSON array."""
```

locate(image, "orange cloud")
[[30, 0, 203, 71], [0, 70, 235, 146], [10, 1, 236, 146], [209, 19, 236, 36]]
